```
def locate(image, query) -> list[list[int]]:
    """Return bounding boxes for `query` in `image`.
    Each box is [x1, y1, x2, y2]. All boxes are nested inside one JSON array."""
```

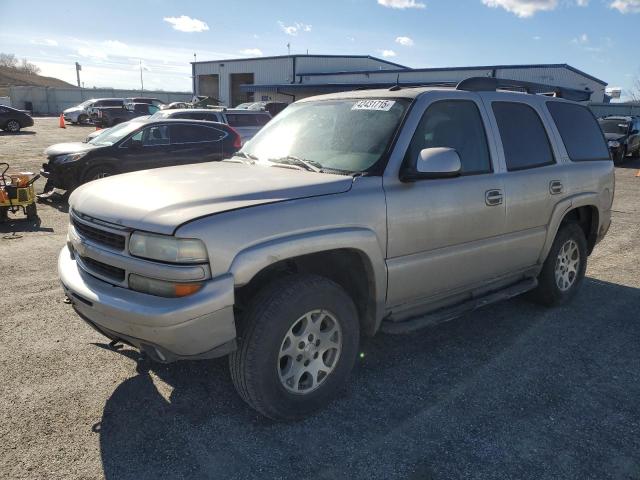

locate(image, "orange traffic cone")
[[59, 113, 65, 129]]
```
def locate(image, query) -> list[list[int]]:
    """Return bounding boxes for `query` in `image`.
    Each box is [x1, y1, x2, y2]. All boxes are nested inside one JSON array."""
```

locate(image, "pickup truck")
[[91, 102, 159, 128], [59, 79, 614, 420]]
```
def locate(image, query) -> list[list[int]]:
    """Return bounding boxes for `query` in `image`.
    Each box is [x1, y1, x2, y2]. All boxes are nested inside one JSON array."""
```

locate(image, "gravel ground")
[[1, 118, 639, 479]]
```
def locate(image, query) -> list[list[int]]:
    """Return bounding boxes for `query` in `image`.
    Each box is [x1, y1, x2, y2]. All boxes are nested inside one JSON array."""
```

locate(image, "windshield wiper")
[[268, 155, 323, 173]]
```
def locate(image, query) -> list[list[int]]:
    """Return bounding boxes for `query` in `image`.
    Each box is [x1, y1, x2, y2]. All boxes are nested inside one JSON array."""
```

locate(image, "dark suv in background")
[[598, 115, 640, 163]]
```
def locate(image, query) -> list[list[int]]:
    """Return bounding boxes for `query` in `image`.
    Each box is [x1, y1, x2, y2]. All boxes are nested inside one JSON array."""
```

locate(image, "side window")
[[104, 100, 122, 107], [492, 102, 554, 171], [406, 100, 492, 175], [142, 125, 170, 146], [225, 114, 256, 127], [170, 124, 225, 143], [254, 114, 271, 126], [546, 102, 609, 162], [148, 105, 159, 114]]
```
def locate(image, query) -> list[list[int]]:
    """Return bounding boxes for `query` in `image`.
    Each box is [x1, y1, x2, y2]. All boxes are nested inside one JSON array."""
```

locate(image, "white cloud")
[[572, 33, 589, 44], [380, 49, 397, 57], [481, 0, 558, 17], [163, 15, 209, 32], [103, 40, 128, 49], [378, 0, 426, 9], [240, 48, 263, 56], [576, 0, 589, 5], [610, 0, 640, 13], [77, 47, 108, 60], [278, 21, 312, 36], [31, 38, 58, 47], [533, 35, 542, 40], [395, 36, 414, 46]]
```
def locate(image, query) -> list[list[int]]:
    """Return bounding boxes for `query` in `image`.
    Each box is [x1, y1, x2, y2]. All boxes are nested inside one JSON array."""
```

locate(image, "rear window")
[[492, 102, 555, 171], [170, 124, 226, 143], [547, 102, 610, 162], [226, 113, 260, 127]]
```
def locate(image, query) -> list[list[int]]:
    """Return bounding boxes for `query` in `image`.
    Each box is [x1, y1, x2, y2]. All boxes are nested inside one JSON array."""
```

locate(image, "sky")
[[1, 0, 639, 99]]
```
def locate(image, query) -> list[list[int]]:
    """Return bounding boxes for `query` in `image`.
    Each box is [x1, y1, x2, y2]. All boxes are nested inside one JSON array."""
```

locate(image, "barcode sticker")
[[351, 100, 396, 111]]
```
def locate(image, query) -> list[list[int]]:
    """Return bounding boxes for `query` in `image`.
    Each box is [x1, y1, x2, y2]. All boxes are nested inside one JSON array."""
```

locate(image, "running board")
[[380, 278, 538, 335]]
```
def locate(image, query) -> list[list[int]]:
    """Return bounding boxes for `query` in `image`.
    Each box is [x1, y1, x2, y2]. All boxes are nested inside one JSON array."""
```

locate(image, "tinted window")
[[103, 100, 123, 107], [170, 124, 225, 143], [142, 125, 170, 146], [492, 102, 554, 171], [407, 100, 492, 175], [547, 102, 609, 162], [254, 114, 270, 126], [226, 114, 256, 127], [174, 112, 219, 122]]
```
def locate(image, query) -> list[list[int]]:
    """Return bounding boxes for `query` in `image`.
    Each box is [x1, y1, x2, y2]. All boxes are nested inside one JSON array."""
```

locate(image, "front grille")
[[72, 217, 125, 251], [79, 255, 125, 282]]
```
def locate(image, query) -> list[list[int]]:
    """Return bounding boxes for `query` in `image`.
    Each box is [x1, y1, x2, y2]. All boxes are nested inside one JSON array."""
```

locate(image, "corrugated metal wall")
[[9, 86, 192, 114], [589, 103, 640, 117]]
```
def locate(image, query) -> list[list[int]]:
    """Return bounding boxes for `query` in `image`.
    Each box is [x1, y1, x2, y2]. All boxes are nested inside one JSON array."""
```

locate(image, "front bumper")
[[63, 111, 82, 123], [40, 162, 76, 190], [58, 245, 237, 362]]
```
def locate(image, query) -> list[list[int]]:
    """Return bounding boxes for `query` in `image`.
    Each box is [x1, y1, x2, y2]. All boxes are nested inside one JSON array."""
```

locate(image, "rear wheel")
[[531, 222, 587, 306], [82, 165, 115, 184], [229, 274, 360, 421], [5, 120, 20, 133]]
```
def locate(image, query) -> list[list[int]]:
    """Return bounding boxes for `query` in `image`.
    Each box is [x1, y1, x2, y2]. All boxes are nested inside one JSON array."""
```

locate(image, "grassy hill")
[[0, 66, 75, 96]]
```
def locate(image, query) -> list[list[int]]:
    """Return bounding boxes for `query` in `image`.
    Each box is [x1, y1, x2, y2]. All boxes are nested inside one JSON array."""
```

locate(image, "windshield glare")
[[599, 119, 629, 135], [88, 122, 142, 146], [240, 99, 408, 172]]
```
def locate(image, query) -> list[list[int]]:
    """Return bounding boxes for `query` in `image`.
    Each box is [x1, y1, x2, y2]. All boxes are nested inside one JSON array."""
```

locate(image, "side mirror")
[[402, 147, 461, 181]]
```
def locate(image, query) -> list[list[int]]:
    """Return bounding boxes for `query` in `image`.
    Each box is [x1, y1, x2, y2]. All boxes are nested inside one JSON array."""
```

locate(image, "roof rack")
[[456, 77, 592, 102]]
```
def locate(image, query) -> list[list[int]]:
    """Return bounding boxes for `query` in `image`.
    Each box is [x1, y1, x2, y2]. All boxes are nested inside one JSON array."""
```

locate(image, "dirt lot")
[[1, 117, 640, 479]]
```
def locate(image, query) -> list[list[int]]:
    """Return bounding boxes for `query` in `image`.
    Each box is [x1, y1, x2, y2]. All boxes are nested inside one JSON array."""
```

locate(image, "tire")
[[615, 146, 626, 164], [5, 119, 21, 133], [530, 222, 587, 306], [632, 146, 640, 158], [26, 203, 37, 220], [81, 165, 116, 184], [78, 114, 88, 125], [229, 274, 360, 421]]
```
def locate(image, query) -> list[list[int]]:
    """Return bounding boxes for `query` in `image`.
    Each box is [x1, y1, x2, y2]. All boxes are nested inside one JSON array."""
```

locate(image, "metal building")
[[193, 54, 608, 106]]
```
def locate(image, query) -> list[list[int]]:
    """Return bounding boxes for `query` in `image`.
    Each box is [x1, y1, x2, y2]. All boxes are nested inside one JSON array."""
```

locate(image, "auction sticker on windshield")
[[351, 100, 396, 111]]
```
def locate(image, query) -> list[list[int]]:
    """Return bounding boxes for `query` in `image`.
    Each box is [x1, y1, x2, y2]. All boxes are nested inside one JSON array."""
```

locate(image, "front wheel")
[[229, 274, 360, 421], [81, 165, 115, 184], [531, 222, 587, 306], [5, 119, 21, 133], [615, 146, 627, 164]]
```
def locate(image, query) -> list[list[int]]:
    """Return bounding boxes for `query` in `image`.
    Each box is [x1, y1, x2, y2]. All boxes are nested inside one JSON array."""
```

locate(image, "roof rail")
[[456, 77, 592, 102]]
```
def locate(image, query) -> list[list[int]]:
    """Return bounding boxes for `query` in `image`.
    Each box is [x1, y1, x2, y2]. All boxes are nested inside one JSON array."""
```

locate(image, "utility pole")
[[75, 62, 81, 88], [287, 42, 290, 55], [139, 59, 144, 92]]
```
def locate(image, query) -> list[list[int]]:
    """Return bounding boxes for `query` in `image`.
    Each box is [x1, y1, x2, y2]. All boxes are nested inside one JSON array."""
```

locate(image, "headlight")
[[129, 273, 203, 297], [129, 231, 208, 263], [608, 140, 620, 148], [55, 152, 87, 164]]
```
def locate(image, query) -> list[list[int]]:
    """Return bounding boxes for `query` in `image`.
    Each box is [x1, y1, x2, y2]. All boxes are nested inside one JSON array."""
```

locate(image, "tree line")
[[0, 53, 41, 75]]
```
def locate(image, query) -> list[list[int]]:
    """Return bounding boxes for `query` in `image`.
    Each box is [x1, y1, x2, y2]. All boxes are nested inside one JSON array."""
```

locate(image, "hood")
[[44, 142, 100, 158], [69, 161, 354, 234], [64, 106, 83, 114], [604, 133, 626, 142]]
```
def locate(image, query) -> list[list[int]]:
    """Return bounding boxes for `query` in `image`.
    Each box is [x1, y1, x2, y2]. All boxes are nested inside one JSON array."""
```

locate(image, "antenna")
[[388, 73, 401, 91]]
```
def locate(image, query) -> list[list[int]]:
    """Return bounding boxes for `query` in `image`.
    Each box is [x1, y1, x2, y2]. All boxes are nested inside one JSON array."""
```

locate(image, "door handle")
[[485, 189, 503, 206], [549, 180, 563, 195]]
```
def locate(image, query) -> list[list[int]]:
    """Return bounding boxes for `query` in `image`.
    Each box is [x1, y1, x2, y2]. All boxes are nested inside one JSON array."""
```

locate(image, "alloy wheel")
[[554, 239, 580, 291], [6, 120, 20, 132], [278, 309, 342, 395]]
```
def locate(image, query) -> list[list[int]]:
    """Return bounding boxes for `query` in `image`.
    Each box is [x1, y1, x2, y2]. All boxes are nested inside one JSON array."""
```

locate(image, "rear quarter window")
[[225, 114, 256, 127], [546, 102, 610, 162]]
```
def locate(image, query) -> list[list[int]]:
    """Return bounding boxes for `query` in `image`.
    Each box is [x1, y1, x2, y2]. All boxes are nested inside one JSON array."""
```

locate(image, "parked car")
[[598, 115, 640, 163], [59, 80, 613, 420], [150, 107, 270, 144], [0, 105, 34, 132], [161, 102, 192, 110], [91, 103, 160, 128], [80, 98, 126, 123], [41, 118, 241, 192], [246, 101, 289, 116], [126, 97, 164, 109]]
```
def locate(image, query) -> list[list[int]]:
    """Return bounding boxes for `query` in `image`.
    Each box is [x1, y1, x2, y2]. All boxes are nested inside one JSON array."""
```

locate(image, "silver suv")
[[59, 79, 614, 420]]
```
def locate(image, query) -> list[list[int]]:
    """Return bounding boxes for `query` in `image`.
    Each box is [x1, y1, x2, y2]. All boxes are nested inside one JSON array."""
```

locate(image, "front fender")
[[229, 227, 387, 331]]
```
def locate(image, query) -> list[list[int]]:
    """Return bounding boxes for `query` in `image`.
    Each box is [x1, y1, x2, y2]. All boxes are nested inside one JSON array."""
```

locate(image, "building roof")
[[296, 63, 607, 86], [192, 54, 408, 70]]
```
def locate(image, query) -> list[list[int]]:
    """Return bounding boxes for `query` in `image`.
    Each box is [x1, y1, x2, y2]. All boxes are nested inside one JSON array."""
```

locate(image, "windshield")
[[239, 98, 408, 173], [79, 100, 94, 108], [599, 119, 629, 135], [88, 122, 142, 146]]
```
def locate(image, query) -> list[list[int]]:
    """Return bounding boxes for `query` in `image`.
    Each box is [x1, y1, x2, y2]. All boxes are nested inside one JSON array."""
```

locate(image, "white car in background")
[[63, 98, 124, 124]]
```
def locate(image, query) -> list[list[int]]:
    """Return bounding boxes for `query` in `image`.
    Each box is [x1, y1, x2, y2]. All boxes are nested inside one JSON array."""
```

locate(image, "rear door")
[[483, 96, 566, 270], [118, 123, 172, 172], [167, 123, 228, 164]]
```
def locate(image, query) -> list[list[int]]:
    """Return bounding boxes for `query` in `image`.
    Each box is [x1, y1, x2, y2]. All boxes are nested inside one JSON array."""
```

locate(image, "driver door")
[[384, 94, 507, 310], [119, 124, 172, 173]]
